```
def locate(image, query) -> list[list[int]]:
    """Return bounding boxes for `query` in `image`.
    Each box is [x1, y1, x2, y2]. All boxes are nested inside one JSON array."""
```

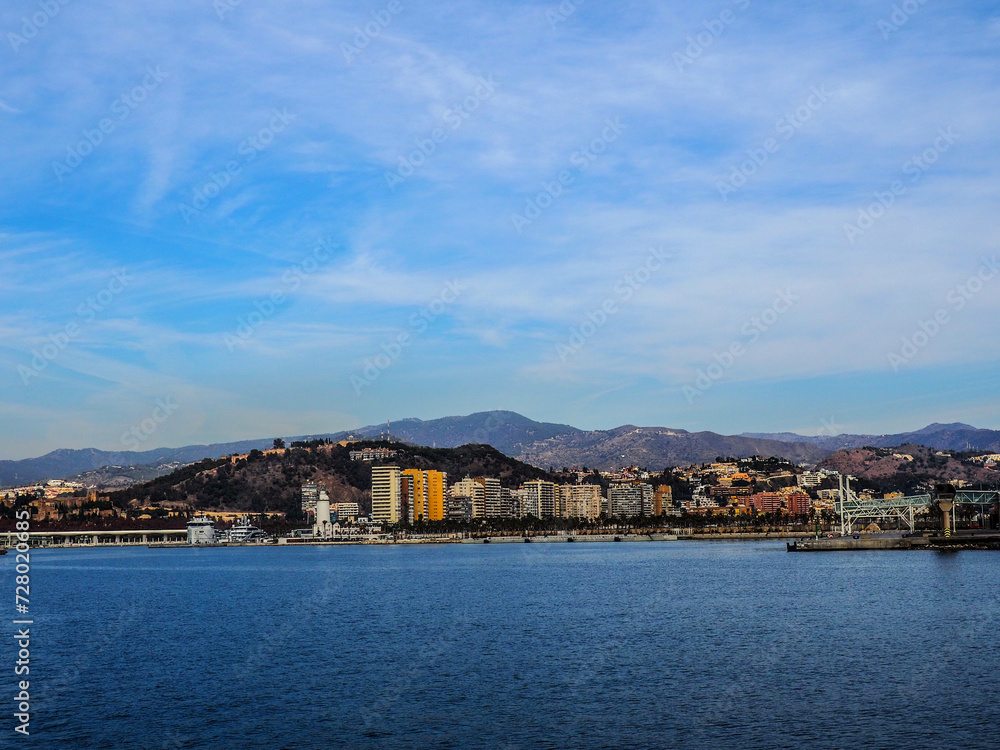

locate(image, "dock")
[[789, 531, 1000, 552], [461, 533, 678, 544]]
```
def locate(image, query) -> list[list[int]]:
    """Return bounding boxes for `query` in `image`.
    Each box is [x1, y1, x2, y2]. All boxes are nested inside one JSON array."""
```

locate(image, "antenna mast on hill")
[[387, 420, 391, 442]]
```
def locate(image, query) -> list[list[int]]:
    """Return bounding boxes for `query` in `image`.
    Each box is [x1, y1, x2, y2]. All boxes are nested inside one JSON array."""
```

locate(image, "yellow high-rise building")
[[426, 470, 447, 521], [403, 469, 428, 521]]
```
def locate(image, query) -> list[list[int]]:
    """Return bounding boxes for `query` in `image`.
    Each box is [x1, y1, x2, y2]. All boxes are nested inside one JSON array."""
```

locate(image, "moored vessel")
[[218, 516, 271, 544]]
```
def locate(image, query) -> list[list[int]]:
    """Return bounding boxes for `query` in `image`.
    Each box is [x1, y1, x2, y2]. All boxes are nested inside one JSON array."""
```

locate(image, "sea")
[[7, 540, 1000, 749]]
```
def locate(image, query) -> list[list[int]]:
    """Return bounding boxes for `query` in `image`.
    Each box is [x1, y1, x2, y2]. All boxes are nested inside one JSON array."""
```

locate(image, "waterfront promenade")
[[1, 529, 187, 547], [1, 528, 820, 549]]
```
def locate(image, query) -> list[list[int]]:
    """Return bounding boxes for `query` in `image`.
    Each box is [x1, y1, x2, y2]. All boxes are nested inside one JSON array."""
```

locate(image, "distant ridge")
[[740, 422, 1000, 453], [0, 440, 278, 489], [510, 425, 829, 470], [2, 412, 998, 487], [333, 410, 581, 455]]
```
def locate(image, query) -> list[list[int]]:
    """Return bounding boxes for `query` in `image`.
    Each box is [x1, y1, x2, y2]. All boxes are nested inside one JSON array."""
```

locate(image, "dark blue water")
[[6, 541, 999, 749]]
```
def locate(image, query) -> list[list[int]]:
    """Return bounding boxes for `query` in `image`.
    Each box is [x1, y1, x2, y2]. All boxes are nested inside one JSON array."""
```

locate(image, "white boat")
[[186, 515, 217, 545], [218, 516, 270, 543]]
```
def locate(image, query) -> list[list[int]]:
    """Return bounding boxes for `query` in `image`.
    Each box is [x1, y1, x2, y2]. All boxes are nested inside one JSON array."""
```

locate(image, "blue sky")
[[2, 0, 999, 459]]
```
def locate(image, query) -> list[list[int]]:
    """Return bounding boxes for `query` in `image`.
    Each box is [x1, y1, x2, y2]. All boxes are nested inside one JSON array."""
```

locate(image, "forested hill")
[[109, 441, 558, 519]]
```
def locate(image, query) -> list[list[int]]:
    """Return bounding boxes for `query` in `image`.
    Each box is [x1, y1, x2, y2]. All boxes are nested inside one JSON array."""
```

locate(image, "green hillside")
[[109, 441, 558, 520]]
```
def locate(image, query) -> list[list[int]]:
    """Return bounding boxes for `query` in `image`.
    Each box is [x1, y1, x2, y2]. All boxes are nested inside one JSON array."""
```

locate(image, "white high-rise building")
[[519, 486, 539, 518], [371, 466, 402, 524], [301, 483, 321, 517], [797, 471, 824, 488], [522, 480, 558, 518], [451, 477, 486, 518], [608, 483, 653, 518], [333, 502, 360, 520], [477, 477, 502, 517], [501, 487, 519, 518]]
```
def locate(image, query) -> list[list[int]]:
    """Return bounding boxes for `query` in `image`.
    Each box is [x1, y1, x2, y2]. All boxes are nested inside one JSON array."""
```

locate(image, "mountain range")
[[4, 412, 1000, 487], [740, 422, 1000, 453]]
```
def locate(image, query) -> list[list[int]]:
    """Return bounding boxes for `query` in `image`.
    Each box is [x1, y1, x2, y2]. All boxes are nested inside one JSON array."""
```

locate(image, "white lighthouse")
[[314, 496, 332, 539]]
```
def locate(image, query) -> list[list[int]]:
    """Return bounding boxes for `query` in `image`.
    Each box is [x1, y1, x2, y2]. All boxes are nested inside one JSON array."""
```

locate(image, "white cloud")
[[1, 0, 998, 453]]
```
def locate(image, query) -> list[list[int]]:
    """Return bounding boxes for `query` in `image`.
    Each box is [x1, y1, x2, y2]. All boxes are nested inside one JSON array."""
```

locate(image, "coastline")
[[2, 529, 823, 550]]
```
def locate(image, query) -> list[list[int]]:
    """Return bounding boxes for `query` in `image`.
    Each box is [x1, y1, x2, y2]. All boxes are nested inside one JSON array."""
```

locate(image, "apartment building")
[[451, 477, 485, 518], [402, 469, 427, 523], [371, 465, 402, 523], [426, 470, 447, 521], [476, 477, 502, 517], [608, 483, 653, 517], [333, 502, 360, 520], [653, 484, 672, 516], [560, 484, 602, 520], [521, 480, 558, 518], [797, 471, 824, 488]]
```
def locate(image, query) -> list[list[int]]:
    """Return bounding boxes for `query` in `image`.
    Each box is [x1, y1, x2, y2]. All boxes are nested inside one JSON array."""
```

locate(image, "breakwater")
[[789, 532, 1000, 551]]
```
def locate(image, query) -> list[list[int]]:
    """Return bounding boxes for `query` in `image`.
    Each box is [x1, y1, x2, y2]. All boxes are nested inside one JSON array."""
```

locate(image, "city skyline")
[[3, 1, 999, 460]]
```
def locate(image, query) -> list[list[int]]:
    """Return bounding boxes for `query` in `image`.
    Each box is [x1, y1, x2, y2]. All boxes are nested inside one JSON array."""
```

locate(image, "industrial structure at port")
[[789, 480, 1000, 551]]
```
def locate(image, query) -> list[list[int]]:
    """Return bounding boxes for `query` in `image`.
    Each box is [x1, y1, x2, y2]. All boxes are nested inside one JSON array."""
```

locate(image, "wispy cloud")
[[0, 0, 998, 456]]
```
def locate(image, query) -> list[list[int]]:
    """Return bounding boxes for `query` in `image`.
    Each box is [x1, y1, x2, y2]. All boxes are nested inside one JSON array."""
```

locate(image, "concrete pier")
[[789, 535, 915, 551], [461, 533, 678, 544], [789, 532, 1000, 551]]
